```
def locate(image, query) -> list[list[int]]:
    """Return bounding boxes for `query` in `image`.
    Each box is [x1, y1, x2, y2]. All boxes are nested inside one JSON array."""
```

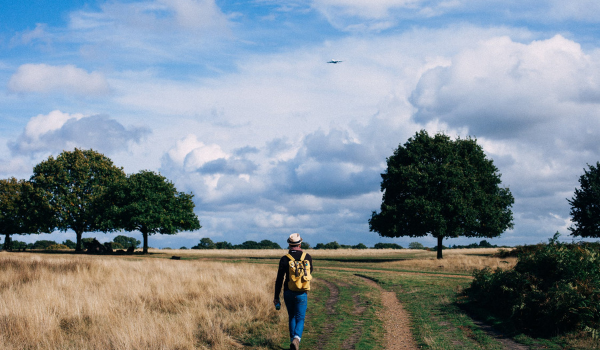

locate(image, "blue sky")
[[2, 0, 600, 249]]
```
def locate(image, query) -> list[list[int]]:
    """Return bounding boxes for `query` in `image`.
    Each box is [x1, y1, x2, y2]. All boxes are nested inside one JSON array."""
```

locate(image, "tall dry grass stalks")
[[0, 253, 283, 350]]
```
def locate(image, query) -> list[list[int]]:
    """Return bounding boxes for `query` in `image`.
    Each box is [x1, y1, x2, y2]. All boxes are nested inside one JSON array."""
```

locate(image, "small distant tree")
[[569, 162, 600, 238], [113, 235, 141, 249], [301, 242, 311, 249], [369, 130, 514, 259], [108, 170, 201, 254], [315, 241, 341, 249], [259, 239, 282, 249], [192, 237, 216, 249], [409, 242, 425, 249], [353, 243, 368, 249], [215, 241, 233, 249]]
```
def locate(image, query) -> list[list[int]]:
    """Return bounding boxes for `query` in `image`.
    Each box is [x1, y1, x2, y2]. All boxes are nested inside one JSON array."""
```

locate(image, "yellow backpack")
[[286, 252, 312, 292]]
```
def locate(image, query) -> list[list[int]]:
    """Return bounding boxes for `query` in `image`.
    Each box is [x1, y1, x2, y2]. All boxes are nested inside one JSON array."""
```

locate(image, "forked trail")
[[314, 276, 418, 350]]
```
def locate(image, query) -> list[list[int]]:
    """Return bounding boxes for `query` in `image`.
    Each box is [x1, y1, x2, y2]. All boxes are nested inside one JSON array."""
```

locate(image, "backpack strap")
[[300, 252, 307, 261], [286, 253, 295, 261]]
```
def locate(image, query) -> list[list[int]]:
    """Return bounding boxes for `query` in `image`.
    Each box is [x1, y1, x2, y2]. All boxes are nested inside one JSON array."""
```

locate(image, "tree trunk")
[[142, 230, 148, 254], [4, 233, 11, 251], [75, 230, 83, 252], [437, 236, 443, 259]]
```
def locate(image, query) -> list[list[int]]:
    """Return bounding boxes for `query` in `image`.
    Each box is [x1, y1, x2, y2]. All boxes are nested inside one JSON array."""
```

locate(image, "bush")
[[46, 244, 69, 250], [465, 233, 600, 337], [31, 240, 58, 250], [374, 243, 403, 249], [62, 240, 77, 249]]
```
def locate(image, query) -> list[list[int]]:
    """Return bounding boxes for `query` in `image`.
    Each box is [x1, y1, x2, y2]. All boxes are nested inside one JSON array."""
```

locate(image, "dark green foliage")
[[107, 170, 201, 254], [192, 237, 216, 249], [81, 237, 95, 250], [408, 242, 425, 249], [30, 240, 58, 249], [373, 242, 403, 249], [465, 233, 600, 337], [315, 241, 341, 249], [450, 240, 497, 249], [215, 241, 233, 249], [3, 240, 30, 250], [569, 162, 600, 238], [233, 240, 282, 249], [113, 235, 141, 249], [0, 178, 52, 250], [62, 240, 77, 249], [353, 243, 368, 249], [369, 130, 514, 259], [30, 149, 126, 251], [301, 242, 311, 249]]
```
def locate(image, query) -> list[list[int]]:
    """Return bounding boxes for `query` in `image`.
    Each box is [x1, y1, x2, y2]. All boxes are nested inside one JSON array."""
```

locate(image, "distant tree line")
[[3, 235, 141, 251], [0, 149, 200, 254], [189, 238, 504, 250]]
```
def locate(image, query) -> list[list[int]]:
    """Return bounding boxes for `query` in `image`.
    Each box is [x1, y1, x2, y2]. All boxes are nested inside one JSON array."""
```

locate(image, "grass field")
[[0, 248, 596, 349]]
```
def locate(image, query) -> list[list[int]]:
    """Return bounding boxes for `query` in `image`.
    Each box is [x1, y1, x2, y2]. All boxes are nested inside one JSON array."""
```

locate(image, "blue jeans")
[[283, 290, 307, 342]]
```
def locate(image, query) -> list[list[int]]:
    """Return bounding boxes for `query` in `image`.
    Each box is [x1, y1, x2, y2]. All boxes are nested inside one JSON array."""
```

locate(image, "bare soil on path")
[[358, 276, 419, 350]]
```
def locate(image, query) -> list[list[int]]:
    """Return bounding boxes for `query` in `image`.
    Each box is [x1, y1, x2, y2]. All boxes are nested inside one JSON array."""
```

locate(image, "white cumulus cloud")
[[8, 64, 110, 96], [9, 110, 150, 156]]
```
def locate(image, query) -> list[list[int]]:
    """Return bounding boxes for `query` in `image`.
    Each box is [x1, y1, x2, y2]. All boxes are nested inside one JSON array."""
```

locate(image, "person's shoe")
[[291, 338, 300, 350]]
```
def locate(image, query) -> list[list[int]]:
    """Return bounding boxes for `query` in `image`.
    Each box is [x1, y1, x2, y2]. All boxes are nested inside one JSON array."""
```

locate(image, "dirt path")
[[357, 276, 419, 350]]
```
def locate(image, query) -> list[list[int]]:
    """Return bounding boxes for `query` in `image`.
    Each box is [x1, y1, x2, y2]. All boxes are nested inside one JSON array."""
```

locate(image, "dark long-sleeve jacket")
[[274, 250, 314, 299]]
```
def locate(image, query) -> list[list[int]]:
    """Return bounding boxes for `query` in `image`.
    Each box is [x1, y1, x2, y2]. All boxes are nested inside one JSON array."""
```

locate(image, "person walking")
[[274, 233, 313, 350]]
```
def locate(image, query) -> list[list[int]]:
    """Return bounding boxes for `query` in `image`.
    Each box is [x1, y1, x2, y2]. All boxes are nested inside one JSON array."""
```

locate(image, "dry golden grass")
[[390, 254, 517, 273], [152, 248, 516, 273], [0, 252, 284, 350]]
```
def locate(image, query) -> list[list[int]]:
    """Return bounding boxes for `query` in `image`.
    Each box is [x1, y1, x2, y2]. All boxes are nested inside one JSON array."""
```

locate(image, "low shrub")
[[465, 233, 600, 337], [45, 244, 70, 250]]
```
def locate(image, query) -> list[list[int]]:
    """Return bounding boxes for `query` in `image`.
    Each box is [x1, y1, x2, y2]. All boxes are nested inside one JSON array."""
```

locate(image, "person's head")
[[287, 233, 302, 248]]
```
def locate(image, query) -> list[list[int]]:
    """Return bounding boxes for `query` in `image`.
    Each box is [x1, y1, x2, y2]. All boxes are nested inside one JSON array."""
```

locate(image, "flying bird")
[[327, 59, 343, 64]]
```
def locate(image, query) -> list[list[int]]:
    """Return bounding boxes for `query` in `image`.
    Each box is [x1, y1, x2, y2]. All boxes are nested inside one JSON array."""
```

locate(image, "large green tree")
[[0, 178, 52, 250], [109, 170, 201, 254], [30, 149, 126, 251], [369, 130, 514, 259], [568, 162, 600, 238]]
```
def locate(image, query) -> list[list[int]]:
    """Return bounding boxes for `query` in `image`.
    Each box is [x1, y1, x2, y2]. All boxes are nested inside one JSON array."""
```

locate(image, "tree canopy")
[[109, 170, 201, 254], [0, 178, 52, 250], [568, 162, 600, 237], [369, 130, 514, 259], [30, 149, 126, 251]]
